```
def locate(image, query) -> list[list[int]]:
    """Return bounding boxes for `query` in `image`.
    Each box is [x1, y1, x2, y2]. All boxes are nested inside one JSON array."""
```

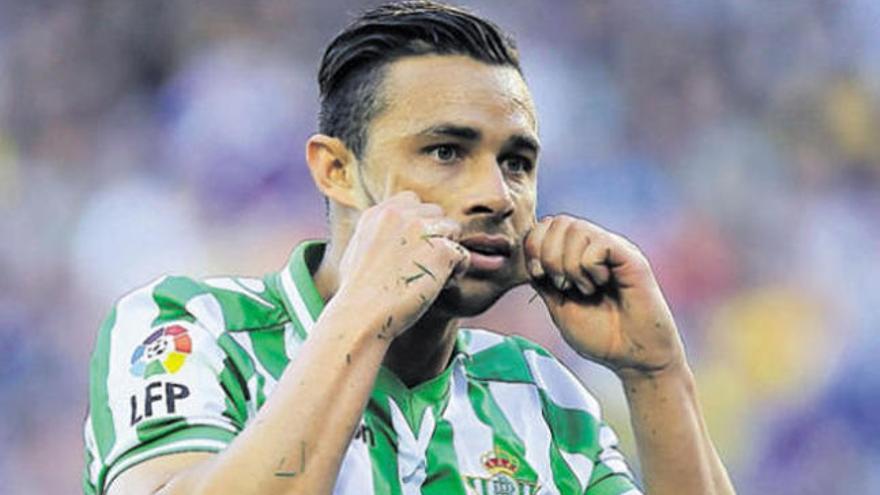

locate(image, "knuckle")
[[437, 239, 463, 258], [399, 190, 420, 202], [564, 254, 581, 272], [376, 202, 396, 216], [542, 256, 563, 275], [362, 203, 380, 219]]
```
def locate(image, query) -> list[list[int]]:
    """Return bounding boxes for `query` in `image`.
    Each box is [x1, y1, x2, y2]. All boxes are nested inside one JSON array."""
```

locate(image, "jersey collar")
[[276, 239, 326, 337]]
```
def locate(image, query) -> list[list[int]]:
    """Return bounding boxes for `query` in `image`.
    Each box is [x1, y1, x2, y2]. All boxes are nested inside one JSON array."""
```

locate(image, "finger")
[[388, 190, 422, 205], [562, 226, 596, 295], [571, 218, 640, 269], [409, 202, 444, 217], [524, 216, 552, 279], [540, 216, 575, 291], [580, 240, 612, 286], [419, 218, 462, 240], [443, 240, 471, 280]]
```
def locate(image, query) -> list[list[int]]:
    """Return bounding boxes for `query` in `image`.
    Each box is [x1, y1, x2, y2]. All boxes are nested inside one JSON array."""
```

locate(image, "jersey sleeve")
[[83, 276, 245, 494], [514, 337, 643, 495]]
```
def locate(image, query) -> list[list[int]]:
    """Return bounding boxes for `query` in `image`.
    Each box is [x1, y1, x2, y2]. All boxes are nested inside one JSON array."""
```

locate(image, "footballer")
[[84, 2, 736, 494]]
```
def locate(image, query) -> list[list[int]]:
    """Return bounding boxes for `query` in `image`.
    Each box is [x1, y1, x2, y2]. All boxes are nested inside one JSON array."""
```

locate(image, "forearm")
[[619, 362, 735, 495], [158, 292, 390, 495]]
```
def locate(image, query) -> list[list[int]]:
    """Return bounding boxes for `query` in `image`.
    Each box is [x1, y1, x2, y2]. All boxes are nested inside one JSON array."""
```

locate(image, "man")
[[84, 2, 735, 494]]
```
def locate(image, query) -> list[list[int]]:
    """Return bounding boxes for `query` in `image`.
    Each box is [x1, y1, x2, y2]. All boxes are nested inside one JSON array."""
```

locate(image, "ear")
[[305, 134, 361, 209]]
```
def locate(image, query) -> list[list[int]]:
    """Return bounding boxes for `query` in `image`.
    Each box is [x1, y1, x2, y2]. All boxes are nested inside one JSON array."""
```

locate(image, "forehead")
[[372, 54, 537, 137]]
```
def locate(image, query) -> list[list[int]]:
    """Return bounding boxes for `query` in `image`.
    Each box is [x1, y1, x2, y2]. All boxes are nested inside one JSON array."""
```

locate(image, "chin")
[[433, 276, 513, 318]]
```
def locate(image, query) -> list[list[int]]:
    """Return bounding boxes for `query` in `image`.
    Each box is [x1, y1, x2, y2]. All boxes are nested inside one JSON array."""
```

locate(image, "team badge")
[[129, 324, 192, 378], [464, 450, 541, 495]]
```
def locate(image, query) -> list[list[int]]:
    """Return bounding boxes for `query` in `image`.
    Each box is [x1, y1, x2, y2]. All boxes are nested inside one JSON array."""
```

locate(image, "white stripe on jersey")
[[184, 294, 227, 338], [489, 381, 558, 494], [443, 363, 495, 477], [106, 278, 165, 462], [235, 277, 266, 294], [559, 449, 593, 493], [84, 416, 101, 485], [466, 329, 505, 354], [523, 349, 598, 490], [283, 322, 304, 361], [389, 399, 436, 495], [598, 425, 631, 474], [523, 349, 601, 418], [280, 267, 315, 333], [227, 332, 279, 402], [204, 277, 274, 308]]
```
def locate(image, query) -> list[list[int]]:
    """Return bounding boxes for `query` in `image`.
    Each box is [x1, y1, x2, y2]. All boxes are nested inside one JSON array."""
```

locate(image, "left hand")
[[523, 215, 686, 376]]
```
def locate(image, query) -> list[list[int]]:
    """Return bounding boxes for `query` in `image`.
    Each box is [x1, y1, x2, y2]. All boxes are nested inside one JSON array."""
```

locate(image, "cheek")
[[383, 169, 452, 204], [512, 184, 537, 220], [366, 150, 454, 199], [386, 161, 474, 205]]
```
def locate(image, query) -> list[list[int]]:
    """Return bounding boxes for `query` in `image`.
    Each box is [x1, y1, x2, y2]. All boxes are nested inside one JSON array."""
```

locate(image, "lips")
[[459, 235, 513, 272]]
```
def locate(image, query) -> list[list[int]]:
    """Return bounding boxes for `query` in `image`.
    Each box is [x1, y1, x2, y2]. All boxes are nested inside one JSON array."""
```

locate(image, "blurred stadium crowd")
[[1, 1, 879, 493]]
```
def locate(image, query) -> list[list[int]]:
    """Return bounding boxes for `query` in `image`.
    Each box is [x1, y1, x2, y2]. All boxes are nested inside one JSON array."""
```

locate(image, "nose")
[[460, 159, 515, 222]]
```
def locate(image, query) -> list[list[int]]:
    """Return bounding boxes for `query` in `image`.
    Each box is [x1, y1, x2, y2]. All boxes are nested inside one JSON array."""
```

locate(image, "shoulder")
[[89, 273, 291, 399], [104, 274, 289, 335], [460, 328, 602, 419]]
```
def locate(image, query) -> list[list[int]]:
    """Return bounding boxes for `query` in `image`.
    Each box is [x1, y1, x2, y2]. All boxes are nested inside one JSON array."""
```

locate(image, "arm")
[[105, 191, 469, 495], [619, 363, 735, 495], [524, 215, 735, 495]]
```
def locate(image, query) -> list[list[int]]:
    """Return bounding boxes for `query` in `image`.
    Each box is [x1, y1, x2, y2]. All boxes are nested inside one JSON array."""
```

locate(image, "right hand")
[[336, 191, 471, 339]]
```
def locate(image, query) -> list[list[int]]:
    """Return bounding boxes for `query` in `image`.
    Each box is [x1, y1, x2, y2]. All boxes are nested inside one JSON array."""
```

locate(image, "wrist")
[[616, 356, 694, 387], [321, 285, 398, 343]]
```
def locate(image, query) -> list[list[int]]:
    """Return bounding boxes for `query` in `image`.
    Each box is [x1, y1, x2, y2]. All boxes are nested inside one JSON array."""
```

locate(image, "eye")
[[501, 155, 534, 175], [425, 144, 462, 164]]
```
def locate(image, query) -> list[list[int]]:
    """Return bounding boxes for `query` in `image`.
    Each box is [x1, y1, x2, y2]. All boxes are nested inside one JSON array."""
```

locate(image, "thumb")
[[445, 241, 471, 287]]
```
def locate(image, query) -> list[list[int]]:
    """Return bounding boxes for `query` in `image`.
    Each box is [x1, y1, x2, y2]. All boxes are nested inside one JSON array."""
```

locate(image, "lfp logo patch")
[[130, 325, 192, 378]]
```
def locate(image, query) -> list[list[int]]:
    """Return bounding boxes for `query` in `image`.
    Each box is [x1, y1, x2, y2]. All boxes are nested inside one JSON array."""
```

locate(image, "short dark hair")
[[317, 0, 521, 159]]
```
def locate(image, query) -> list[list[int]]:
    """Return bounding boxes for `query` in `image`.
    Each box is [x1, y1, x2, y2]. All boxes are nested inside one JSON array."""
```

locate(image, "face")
[[358, 55, 540, 317]]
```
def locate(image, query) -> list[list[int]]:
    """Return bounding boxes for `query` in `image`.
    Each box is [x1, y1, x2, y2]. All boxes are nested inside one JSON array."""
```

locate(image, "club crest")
[[464, 450, 541, 495]]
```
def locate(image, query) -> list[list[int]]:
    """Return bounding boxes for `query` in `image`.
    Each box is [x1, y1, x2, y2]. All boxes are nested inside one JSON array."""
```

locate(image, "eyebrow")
[[417, 124, 481, 141], [504, 134, 540, 155], [416, 123, 541, 154]]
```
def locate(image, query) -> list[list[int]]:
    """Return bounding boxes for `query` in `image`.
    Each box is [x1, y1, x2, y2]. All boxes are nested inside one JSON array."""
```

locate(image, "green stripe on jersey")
[[365, 397, 403, 495], [248, 329, 289, 380], [587, 472, 640, 495], [89, 306, 117, 461], [289, 241, 326, 320], [422, 418, 466, 495], [539, 390, 601, 455], [151, 276, 204, 325]]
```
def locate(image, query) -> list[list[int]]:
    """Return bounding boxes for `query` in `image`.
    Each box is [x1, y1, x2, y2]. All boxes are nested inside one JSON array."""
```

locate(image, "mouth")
[[458, 234, 513, 273]]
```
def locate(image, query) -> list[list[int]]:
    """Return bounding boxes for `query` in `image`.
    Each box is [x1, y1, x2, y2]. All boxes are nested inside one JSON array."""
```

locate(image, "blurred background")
[[1, 0, 879, 493]]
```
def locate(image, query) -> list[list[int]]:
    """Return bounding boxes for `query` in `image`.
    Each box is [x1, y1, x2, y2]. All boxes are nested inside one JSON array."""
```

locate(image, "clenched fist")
[[524, 215, 686, 376], [337, 191, 471, 339]]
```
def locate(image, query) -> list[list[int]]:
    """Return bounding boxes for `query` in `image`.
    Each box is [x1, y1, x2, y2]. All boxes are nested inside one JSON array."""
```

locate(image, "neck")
[[383, 310, 460, 388], [313, 231, 461, 389]]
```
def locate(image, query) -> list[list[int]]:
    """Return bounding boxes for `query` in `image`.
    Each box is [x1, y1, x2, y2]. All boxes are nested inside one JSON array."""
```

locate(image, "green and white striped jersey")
[[84, 240, 641, 495]]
